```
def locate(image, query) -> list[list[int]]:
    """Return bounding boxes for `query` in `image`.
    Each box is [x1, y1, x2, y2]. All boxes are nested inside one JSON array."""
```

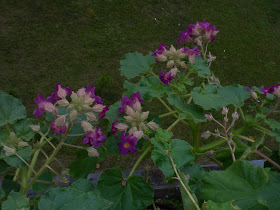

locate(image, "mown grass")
[[1, 0, 280, 170]]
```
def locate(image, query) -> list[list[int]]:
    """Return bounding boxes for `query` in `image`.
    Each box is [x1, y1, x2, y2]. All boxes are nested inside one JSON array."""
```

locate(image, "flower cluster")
[[112, 92, 159, 155], [33, 83, 108, 148], [177, 19, 219, 45], [261, 83, 280, 97]]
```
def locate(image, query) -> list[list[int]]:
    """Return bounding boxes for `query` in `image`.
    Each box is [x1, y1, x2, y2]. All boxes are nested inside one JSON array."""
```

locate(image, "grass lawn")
[[1, 0, 280, 170]]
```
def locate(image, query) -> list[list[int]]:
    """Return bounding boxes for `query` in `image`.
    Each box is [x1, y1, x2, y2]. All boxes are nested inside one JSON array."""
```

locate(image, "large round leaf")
[[0, 91, 26, 126], [192, 84, 251, 110], [120, 52, 155, 79], [2, 191, 30, 210], [201, 160, 280, 209], [96, 167, 154, 210], [152, 139, 194, 180], [203, 200, 240, 210], [190, 56, 211, 78], [39, 180, 112, 210], [12, 118, 35, 141]]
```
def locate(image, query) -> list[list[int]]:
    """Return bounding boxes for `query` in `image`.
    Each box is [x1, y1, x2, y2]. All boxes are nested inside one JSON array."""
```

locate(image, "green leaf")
[[181, 164, 205, 201], [0, 188, 4, 199], [123, 75, 171, 101], [167, 94, 206, 123], [150, 128, 173, 144], [69, 149, 98, 179], [2, 191, 30, 210], [271, 128, 280, 142], [1, 146, 32, 168], [0, 91, 26, 127], [2, 179, 19, 195], [190, 56, 211, 78], [120, 52, 155, 79], [32, 171, 53, 193], [38, 183, 112, 210], [105, 101, 122, 126], [265, 119, 280, 130], [178, 170, 198, 210], [152, 139, 194, 180], [104, 135, 121, 155], [192, 84, 251, 110], [203, 200, 240, 210], [69, 179, 95, 193], [12, 119, 35, 141], [172, 83, 187, 94], [96, 167, 153, 210], [0, 159, 9, 174], [0, 131, 10, 145], [201, 160, 280, 209]]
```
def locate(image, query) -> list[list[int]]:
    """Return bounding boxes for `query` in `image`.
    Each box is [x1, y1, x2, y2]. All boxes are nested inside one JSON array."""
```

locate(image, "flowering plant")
[[0, 19, 280, 209]]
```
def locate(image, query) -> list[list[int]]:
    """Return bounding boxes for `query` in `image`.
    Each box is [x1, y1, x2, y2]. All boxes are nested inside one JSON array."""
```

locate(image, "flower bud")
[[87, 147, 99, 157], [147, 121, 159, 131], [81, 121, 93, 132], [124, 116, 134, 123], [223, 117, 229, 123], [132, 131, 144, 140], [70, 92, 78, 102], [251, 91, 258, 100], [170, 45, 176, 53], [55, 115, 66, 127], [2, 144, 15, 156], [166, 60, 175, 68], [140, 111, 149, 121], [132, 100, 142, 112], [157, 54, 167, 62], [128, 127, 138, 135], [57, 85, 67, 99], [170, 68, 178, 77], [81, 104, 91, 111], [30, 125, 40, 132], [222, 107, 229, 115], [9, 132, 20, 147], [205, 150, 215, 157], [92, 104, 106, 113], [115, 123, 128, 131], [77, 88, 86, 97], [201, 131, 211, 139], [86, 112, 98, 122], [18, 141, 29, 148], [57, 99, 69, 107], [84, 94, 95, 105], [232, 112, 239, 120], [69, 110, 78, 122], [205, 114, 213, 121], [44, 102, 58, 114], [125, 106, 136, 117], [180, 61, 188, 69]]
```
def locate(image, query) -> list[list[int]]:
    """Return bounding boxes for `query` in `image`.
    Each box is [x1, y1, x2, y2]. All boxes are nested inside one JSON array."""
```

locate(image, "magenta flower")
[[99, 105, 109, 119], [159, 70, 173, 85], [50, 121, 66, 134], [82, 126, 106, 148], [111, 119, 120, 136], [181, 46, 201, 64], [47, 83, 71, 103], [152, 43, 168, 61], [86, 84, 103, 104], [117, 92, 145, 114], [117, 132, 138, 155], [131, 92, 145, 104], [33, 94, 49, 118], [261, 84, 280, 97], [118, 96, 131, 113]]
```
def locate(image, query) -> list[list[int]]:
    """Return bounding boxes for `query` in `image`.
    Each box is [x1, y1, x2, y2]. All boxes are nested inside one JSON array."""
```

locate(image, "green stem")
[[209, 157, 223, 168], [13, 168, 20, 182], [266, 96, 280, 117], [157, 97, 173, 112], [23, 123, 72, 195], [20, 168, 27, 195], [255, 125, 271, 133], [238, 107, 245, 121], [35, 180, 53, 185], [167, 118, 181, 132], [128, 145, 152, 178], [62, 143, 85, 150], [5, 123, 11, 132], [159, 111, 177, 118], [14, 152, 37, 174], [235, 134, 255, 143], [198, 138, 227, 153], [182, 93, 192, 98], [187, 96, 193, 104], [254, 150, 280, 170], [189, 121, 200, 153]]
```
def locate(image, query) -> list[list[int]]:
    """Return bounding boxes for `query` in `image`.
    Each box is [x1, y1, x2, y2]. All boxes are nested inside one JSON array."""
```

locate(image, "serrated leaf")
[[192, 84, 251, 110], [265, 119, 280, 130], [104, 135, 121, 155], [120, 52, 155, 79], [150, 128, 173, 144], [69, 149, 98, 179], [69, 179, 95, 193], [96, 167, 153, 210], [270, 128, 280, 142], [0, 91, 26, 127], [38, 184, 112, 210], [190, 56, 211, 78], [32, 171, 53, 193], [0, 131, 9, 145], [203, 200, 240, 210], [178, 170, 198, 210], [12, 118, 35, 141], [2, 191, 29, 210], [201, 160, 280, 209], [1, 146, 32, 168], [123, 75, 172, 101], [152, 139, 194, 180], [167, 94, 206, 123]]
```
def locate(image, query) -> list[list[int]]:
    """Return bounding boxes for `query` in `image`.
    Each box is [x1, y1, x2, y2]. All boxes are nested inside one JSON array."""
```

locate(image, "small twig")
[[254, 150, 280, 170], [39, 131, 56, 149], [14, 152, 37, 175]]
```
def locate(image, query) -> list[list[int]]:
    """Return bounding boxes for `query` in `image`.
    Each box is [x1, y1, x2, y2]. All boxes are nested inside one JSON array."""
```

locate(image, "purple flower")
[[47, 83, 71, 103], [118, 92, 145, 114], [117, 132, 138, 155], [159, 70, 173, 85], [82, 126, 106, 148], [181, 46, 201, 64], [261, 84, 280, 97], [118, 96, 131, 113], [50, 121, 66, 134], [99, 105, 109, 119], [111, 119, 120, 136], [86, 84, 103, 104], [131, 92, 145, 104], [177, 29, 193, 45], [152, 43, 168, 61], [261, 86, 273, 96], [33, 94, 49, 118]]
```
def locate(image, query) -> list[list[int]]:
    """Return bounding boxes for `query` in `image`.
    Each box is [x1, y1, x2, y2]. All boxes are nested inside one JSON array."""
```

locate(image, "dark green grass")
[[1, 0, 280, 169]]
